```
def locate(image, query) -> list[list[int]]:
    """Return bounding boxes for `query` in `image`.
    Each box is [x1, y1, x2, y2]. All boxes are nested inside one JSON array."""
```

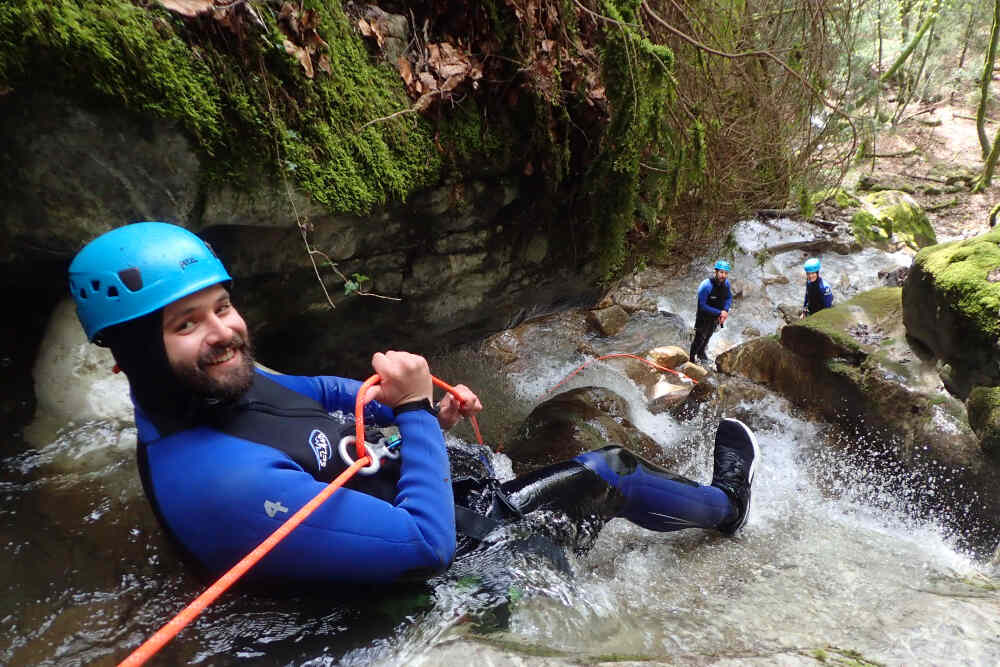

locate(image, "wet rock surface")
[[503, 387, 680, 474]]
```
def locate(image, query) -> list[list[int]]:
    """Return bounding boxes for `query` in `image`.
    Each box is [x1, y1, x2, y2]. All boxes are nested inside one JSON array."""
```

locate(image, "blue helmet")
[[69, 222, 232, 341], [804, 257, 821, 273], [714, 260, 731, 272]]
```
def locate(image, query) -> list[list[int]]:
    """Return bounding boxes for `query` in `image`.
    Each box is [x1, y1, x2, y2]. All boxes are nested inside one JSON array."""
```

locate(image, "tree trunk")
[[958, 0, 978, 70], [978, 0, 1000, 158], [899, 0, 915, 45], [880, 0, 940, 85], [853, 1, 940, 110], [973, 128, 1000, 192], [877, 0, 884, 72]]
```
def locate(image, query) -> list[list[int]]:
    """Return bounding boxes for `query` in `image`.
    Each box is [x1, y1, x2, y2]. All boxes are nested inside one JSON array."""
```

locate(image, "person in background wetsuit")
[[689, 260, 733, 364], [799, 257, 834, 318], [68, 222, 759, 590]]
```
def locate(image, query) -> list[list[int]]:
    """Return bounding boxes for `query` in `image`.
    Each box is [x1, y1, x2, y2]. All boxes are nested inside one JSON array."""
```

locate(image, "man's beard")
[[174, 333, 256, 403]]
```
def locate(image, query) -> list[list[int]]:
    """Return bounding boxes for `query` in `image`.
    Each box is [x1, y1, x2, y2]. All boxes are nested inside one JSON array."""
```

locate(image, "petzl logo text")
[[309, 429, 330, 469]]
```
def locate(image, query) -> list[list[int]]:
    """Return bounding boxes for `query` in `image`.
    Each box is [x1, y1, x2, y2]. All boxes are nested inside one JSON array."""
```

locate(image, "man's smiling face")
[[162, 284, 255, 401]]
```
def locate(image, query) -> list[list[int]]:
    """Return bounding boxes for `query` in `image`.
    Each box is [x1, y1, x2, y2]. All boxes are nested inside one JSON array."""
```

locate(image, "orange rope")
[[541, 353, 698, 401], [118, 456, 369, 666], [120, 372, 483, 666], [432, 376, 484, 446]]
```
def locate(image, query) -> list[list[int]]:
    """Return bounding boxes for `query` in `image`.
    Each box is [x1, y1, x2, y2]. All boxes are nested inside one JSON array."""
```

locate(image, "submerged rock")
[[586, 305, 629, 337], [503, 387, 677, 474], [967, 386, 1000, 460]]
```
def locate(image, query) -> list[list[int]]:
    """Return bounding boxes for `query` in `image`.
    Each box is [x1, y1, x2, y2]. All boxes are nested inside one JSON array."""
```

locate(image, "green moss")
[[586, 0, 686, 278], [812, 187, 861, 209], [1, 0, 440, 215], [801, 311, 864, 356], [851, 209, 891, 246], [827, 358, 864, 382], [915, 227, 1000, 338], [845, 286, 904, 318], [852, 190, 936, 250], [966, 385, 1000, 455], [437, 102, 512, 172], [800, 287, 903, 356], [0, 1, 223, 144]]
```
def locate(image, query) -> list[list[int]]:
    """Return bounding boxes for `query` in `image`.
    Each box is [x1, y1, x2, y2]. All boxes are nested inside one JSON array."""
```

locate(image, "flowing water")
[[3, 219, 999, 665]]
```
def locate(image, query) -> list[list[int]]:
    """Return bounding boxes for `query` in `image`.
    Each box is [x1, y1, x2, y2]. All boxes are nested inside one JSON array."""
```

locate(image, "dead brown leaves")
[[158, 1, 330, 79], [158, 0, 213, 17], [355, 1, 605, 114], [356, 8, 483, 113], [157, 1, 262, 42], [401, 42, 484, 111], [512, 0, 605, 108], [277, 3, 330, 78]]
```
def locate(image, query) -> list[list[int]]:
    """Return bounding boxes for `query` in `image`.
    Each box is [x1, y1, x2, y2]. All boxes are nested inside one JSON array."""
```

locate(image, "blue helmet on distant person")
[[69, 222, 232, 342], [714, 260, 731, 272], [804, 257, 821, 273]]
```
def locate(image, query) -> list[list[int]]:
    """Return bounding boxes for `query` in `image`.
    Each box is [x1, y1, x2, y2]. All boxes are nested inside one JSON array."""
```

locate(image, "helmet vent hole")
[[106, 286, 119, 297], [91, 280, 101, 291], [117, 268, 143, 292], [79, 289, 87, 299]]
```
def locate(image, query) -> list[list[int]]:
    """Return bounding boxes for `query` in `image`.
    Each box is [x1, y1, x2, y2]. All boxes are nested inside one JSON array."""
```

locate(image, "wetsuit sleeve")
[[258, 369, 395, 425], [822, 279, 834, 308], [723, 281, 733, 311], [696, 280, 721, 316], [802, 285, 809, 312], [143, 411, 455, 586]]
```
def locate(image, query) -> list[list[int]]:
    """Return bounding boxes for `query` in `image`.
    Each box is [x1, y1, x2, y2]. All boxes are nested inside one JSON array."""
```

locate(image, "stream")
[[2, 218, 999, 665]]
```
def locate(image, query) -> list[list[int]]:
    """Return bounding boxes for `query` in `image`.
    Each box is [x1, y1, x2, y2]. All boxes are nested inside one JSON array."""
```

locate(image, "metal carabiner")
[[338, 433, 401, 476]]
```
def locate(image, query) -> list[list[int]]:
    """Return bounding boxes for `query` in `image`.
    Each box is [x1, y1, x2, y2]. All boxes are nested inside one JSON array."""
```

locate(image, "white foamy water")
[[388, 369, 999, 666]]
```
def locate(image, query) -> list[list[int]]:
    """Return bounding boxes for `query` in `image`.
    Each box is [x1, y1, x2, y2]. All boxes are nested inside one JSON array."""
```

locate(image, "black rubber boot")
[[711, 418, 760, 536]]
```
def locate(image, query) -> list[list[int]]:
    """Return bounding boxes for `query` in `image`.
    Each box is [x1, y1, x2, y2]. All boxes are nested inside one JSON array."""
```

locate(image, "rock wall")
[[0, 92, 602, 435], [902, 228, 1000, 398]]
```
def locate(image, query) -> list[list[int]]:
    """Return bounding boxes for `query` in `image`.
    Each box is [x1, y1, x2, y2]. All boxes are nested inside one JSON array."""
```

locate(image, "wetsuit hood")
[[101, 309, 209, 427]]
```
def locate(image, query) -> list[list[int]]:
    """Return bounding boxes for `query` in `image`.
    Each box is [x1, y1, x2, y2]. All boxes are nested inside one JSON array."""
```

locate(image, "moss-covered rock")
[[719, 287, 979, 471], [718, 286, 1000, 542], [851, 190, 936, 250], [0, 0, 445, 214], [812, 186, 862, 209], [902, 227, 1000, 398], [781, 287, 902, 361]]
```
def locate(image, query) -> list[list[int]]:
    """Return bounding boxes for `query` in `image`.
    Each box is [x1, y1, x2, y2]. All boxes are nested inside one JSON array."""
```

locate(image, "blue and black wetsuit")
[[690, 277, 733, 361], [136, 368, 454, 587], [802, 276, 834, 315], [135, 369, 736, 589]]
